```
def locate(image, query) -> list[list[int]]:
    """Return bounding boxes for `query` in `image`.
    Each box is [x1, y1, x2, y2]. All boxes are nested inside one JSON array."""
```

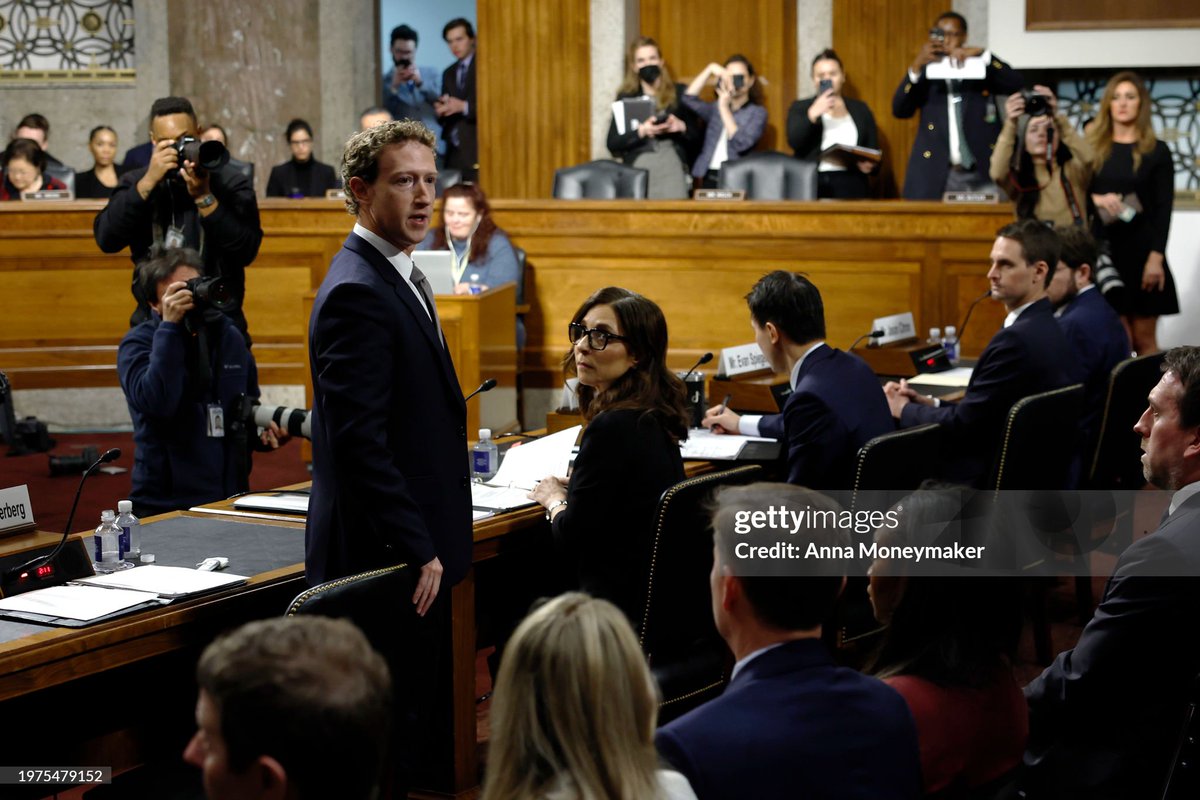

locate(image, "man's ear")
[[1184, 426, 1200, 461], [348, 176, 370, 205], [1034, 259, 1050, 286], [253, 755, 289, 800], [764, 321, 781, 346], [720, 570, 740, 612], [1077, 263, 1093, 288]]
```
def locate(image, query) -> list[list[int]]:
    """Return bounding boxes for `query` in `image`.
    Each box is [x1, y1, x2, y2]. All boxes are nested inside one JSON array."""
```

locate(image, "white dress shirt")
[[907, 50, 992, 167], [352, 222, 434, 322]]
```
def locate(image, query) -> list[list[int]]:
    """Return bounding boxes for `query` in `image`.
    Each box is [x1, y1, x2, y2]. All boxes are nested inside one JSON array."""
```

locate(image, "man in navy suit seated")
[[701, 271, 894, 490], [885, 220, 1077, 485], [1048, 225, 1131, 454], [656, 482, 921, 800]]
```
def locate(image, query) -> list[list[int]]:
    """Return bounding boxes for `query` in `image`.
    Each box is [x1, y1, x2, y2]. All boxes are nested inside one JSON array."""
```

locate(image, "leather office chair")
[[1088, 352, 1165, 490], [436, 168, 462, 197], [552, 159, 648, 199], [718, 151, 818, 200], [851, 423, 943, 512], [638, 464, 762, 724], [989, 384, 1085, 493], [1161, 672, 1200, 800], [43, 163, 75, 195]]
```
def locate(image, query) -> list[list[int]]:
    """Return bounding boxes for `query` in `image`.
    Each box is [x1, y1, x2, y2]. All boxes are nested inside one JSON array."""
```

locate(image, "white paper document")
[[471, 483, 536, 512], [679, 427, 775, 461], [489, 425, 580, 491], [232, 493, 309, 513], [0, 584, 164, 622], [75, 565, 247, 598], [925, 56, 987, 80], [907, 366, 973, 388]]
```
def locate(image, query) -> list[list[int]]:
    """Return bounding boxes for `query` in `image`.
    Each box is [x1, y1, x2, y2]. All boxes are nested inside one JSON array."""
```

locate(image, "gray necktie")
[[948, 80, 976, 171], [408, 263, 444, 347]]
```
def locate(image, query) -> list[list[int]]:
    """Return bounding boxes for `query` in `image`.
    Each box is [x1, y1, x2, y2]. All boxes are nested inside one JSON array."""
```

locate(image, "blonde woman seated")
[[482, 592, 698, 800]]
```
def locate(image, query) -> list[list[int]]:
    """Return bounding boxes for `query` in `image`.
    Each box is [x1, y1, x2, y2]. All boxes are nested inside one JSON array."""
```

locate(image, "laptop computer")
[[412, 250, 456, 295]]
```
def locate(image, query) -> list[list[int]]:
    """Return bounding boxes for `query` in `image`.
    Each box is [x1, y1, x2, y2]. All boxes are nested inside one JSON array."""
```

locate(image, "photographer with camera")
[[990, 85, 1093, 227], [681, 55, 767, 189], [95, 96, 263, 345], [383, 24, 443, 155], [892, 11, 1023, 199], [118, 247, 287, 517]]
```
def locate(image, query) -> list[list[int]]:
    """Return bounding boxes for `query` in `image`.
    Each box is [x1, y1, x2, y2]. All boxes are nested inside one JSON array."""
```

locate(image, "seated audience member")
[[200, 123, 255, 186], [94, 96, 262, 340], [416, 182, 524, 347], [893, 11, 1022, 198], [75, 125, 133, 199], [1048, 226, 1131, 454], [656, 482, 921, 799], [529, 287, 689, 621], [360, 105, 394, 131], [681, 55, 767, 189], [885, 220, 1076, 485], [1024, 346, 1200, 798], [702, 271, 893, 490], [787, 48, 879, 199], [865, 487, 1027, 795], [383, 24, 443, 155], [607, 36, 702, 199], [483, 593, 698, 800], [991, 85, 1092, 226], [185, 616, 391, 800], [266, 118, 340, 198], [118, 247, 286, 517], [0, 138, 67, 199], [12, 112, 68, 172]]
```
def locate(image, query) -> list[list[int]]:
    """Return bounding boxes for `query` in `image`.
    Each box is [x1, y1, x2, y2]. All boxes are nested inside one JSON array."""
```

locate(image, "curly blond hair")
[[340, 119, 436, 215]]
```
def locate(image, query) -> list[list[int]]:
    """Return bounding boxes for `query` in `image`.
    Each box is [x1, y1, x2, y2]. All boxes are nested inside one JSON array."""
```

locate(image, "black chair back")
[[718, 151, 818, 200], [639, 464, 762, 723], [990, 384, 1085, 492], [44, 163, 75, 195], [1089, 352, 1166, 489], [553, 159, 648, 199], [436, 168, 463, 197], [852, 423, 943, 511]]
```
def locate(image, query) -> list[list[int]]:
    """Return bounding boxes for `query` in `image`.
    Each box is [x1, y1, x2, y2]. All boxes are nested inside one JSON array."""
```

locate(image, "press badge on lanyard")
[[207, 404, 225, 438], [164, 225, 186, 249]]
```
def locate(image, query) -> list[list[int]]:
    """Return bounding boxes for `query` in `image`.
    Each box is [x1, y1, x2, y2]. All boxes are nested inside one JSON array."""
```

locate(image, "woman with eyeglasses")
[[1, 138, 67, 200], [529, 287, 689, 622]]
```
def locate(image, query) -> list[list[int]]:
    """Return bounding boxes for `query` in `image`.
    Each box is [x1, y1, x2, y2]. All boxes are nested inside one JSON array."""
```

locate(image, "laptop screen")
[[412, 250, 456, 295]]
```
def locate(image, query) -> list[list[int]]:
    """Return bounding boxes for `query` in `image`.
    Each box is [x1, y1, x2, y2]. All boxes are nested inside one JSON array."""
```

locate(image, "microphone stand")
[[956, 289, 994, 352], [681, 352, 713, 383], [464, 378, 497, 403]]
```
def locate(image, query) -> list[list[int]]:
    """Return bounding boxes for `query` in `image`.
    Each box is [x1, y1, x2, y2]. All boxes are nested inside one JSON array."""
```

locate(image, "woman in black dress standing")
[[1086, 71, 1178, 354]]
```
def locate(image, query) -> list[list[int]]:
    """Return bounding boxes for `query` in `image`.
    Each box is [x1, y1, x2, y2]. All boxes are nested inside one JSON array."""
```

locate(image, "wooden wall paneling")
[[639, 0, 796, 153], [1026, 0, 1200, 30], [833, 0, 946, 197], [476, 0, 593, 199]]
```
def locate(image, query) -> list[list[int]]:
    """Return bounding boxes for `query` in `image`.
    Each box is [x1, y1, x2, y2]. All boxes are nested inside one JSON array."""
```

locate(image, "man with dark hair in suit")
[[435, 17, 477, 181], [885, 220, 1076, 485], [1023, 346, 1200, 798], [893, 11, 1023, 199], [94, 96, 262, 343], [656, 482, 921, 799], [1048, 225, 1131, 455], [306, 119, 471, 613], [702, 271, 893, 489]]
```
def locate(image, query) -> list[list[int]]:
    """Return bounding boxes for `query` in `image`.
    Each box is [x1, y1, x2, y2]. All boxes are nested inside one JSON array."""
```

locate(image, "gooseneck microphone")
[[464, 378, 497, 403], [849, 329, 885, 352], [6, 447, 121, 581], [681, 352, 714, 383], [956, 289, 994, 352]]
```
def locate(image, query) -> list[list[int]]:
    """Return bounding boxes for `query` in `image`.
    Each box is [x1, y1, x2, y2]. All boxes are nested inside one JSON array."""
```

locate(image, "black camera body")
[[395, 58, 412, 69], [184, 276, 233, 312], [173, 135, 230, 172], [1022, 90, 1050, 117], [929, 27, 946, 45]]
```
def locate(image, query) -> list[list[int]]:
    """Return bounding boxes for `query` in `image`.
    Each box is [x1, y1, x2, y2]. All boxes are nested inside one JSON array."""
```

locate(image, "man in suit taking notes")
[[305, 120, 471, 614], [436, 18, 478, 181]]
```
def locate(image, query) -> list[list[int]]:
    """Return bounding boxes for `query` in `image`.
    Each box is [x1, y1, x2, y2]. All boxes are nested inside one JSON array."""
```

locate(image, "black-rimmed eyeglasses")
[[569, 322, 628, 351]]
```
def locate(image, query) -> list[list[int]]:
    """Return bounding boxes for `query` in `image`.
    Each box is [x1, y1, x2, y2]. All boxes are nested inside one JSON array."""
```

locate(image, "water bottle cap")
[[118, 500, 132, 512], [101, 509, 116, 521], [140, 553, 156, 564], [929, 327, 941, 337], [479, 428, 491, 440], [945, 326, 957, 335]]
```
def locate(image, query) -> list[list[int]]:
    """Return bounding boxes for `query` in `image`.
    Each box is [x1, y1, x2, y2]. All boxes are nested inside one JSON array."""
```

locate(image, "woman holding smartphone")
[[681, 55, 768, 188], [786, 48, 879, 199]]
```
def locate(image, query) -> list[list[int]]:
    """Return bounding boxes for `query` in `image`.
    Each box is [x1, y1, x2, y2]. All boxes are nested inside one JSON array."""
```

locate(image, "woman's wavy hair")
[[1085, 70, 1157, 174], [481, 593, 662, 800], [430, 182, 498, 263], [562, 286, 690, 442], [1003, 115, 1077, 220], [617, 36, 677, 111]]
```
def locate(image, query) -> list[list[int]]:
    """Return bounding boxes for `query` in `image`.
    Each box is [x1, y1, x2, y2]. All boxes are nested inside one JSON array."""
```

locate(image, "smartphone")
[[732, 74, 745, 89], [653, 110, 669, 124], [818, 79, 833, 94]]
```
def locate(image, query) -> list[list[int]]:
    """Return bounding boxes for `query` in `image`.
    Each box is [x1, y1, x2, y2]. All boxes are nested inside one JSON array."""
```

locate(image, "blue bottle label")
[[473, 450, 492, 473], [119, 525, 130, 559]]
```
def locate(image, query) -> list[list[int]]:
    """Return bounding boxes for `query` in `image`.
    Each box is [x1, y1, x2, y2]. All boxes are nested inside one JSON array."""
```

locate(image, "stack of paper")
[[679, 427, 777, 460], [471, 425, 581, 511]]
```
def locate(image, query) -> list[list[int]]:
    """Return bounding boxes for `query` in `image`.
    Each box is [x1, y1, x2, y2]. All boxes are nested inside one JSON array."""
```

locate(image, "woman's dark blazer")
[[786, 96, 879, 166]]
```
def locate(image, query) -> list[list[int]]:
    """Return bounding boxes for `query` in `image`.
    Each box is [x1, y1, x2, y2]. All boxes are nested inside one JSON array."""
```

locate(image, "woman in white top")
[[481, 592, 698, 800], [786, 48, 880, 199]]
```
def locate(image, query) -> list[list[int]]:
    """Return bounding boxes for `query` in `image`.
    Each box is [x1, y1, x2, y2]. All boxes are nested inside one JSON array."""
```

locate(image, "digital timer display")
[[36, 564, 54, 578]]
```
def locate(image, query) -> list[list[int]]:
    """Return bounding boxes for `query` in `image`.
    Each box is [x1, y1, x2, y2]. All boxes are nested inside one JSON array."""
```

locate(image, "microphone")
[[681, 352, 714, 382], [464, 378, 497, 403], [5, 447, 121, 581], [956, 289, 994, 353], [849, 329, 885, 352]]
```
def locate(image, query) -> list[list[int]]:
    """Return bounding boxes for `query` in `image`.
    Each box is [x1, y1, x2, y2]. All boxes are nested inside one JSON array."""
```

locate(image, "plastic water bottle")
[[942, 325, 959, 363], [116, 500, 141, 561], [93, 509, 122, 573], [927, 327, 942, 345], [466, 273, 484, 295], [472, 428, 499, 482]]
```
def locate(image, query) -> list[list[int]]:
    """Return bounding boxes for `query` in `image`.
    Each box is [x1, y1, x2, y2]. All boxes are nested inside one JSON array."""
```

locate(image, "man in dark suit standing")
[[885, 220, 1077, 485], [892, 11, 1023, 199], [305, 119, 471, 616], [656, 482, 921, 799], [702, 272, 893, 489], [1023, 347, 1200, 798], [435, 18, 478, 182]]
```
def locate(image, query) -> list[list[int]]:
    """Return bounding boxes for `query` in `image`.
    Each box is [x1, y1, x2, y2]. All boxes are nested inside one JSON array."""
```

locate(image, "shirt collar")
[[730, 642, 786, 684], [353, 222, 414, 282], [1170, 481, 1200, 518], [1004, 300, 1036, 328], [790, 341, 826, 390]]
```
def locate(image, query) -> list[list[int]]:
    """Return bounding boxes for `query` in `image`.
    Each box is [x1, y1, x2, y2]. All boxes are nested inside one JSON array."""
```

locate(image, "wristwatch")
[[545, 499, 568, 521], [194, 193, 216, 209]]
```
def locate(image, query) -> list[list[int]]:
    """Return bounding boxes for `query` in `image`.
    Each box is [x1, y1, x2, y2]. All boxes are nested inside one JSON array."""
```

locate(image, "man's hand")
[[911, 40, 944, 73], [883, 379, 934, 419], [435, 95, 467, 117], [181, 159, 212, 200], [137, 140, 180, 199], [392, 64, 418, 88], [259, 420, 290, 449], [413, 556, 443, 617], [158, 281, 194, 325], [702, 404, 741, 435], [944, 45, 984, 68]]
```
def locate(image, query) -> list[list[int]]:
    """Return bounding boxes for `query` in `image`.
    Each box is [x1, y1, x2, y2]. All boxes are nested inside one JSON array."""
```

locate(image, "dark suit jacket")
[[1024, 491, 1200, 798], [899, 298, 1076, 485], [892, 54, 1023, 199], [656, 639, 922, 800], [756, 345, 894, 489], [440, 56, 477, 178], [786, 96, 879, 163], [305, 232, 472, 587], [551, 408, 685, 622], [1056, 288, 1130, 451]]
